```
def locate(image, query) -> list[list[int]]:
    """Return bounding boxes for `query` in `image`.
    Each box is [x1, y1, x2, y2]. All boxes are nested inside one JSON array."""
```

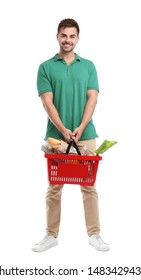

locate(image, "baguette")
[[48, 137, 61, 146], [47, 137, 61, 150]]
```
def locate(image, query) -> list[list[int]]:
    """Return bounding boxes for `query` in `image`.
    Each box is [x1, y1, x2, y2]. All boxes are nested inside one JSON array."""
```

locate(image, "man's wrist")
[[79, 123, 85, 131]]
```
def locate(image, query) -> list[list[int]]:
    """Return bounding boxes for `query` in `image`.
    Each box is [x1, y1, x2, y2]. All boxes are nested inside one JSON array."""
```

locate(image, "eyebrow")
[[60, 33, 77, 37]]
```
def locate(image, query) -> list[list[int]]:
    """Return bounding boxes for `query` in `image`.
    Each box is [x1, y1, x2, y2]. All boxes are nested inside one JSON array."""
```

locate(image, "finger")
[[71, 135, 76, 140], [67, 134, 72, 143]]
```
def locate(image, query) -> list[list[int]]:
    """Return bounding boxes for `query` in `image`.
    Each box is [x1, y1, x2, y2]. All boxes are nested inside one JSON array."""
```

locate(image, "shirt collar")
[[53, 54, 81, 62]]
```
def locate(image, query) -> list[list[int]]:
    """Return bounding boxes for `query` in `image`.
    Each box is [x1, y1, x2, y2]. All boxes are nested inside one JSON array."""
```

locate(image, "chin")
[[62, 47, 74, 53]]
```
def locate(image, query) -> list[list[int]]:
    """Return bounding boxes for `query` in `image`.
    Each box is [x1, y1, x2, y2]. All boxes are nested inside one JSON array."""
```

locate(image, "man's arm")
[[73, 89, 98, 142], [40, 92, 74, 142]]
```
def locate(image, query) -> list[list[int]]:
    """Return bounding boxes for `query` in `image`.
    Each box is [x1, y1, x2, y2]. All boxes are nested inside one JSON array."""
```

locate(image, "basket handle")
[[66, 138, 81, 155]]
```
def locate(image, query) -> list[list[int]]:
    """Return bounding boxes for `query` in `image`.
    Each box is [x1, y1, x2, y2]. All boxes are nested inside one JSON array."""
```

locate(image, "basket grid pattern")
[[45, 154, 102, 186]]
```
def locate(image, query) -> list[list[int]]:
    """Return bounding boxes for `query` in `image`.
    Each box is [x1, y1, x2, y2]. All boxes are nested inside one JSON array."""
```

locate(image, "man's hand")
[[73, 125, 84, 143], [62, 128, 75, 143]]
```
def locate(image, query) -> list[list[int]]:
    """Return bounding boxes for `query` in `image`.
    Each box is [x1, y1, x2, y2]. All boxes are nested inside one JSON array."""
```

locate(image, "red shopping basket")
[[44, 139, 102, 186]]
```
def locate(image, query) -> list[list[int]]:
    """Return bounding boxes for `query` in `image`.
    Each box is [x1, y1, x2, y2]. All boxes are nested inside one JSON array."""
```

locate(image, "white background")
[[0, 0, 141, 279]]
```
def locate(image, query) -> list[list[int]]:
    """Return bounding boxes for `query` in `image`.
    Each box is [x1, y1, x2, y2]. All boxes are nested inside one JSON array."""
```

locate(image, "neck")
[[58, 51, 75, 61]]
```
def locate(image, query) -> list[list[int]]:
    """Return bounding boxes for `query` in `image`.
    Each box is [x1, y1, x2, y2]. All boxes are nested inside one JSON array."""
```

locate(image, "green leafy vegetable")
[[95, 140, 118, 155]]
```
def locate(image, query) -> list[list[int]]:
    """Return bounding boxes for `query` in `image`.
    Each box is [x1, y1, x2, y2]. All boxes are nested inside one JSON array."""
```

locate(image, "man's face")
[[57, 27, 79, 53]]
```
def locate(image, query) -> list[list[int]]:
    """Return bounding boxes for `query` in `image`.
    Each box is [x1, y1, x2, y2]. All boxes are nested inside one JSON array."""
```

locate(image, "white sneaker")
[[89, 234, 110, 251], [32, 236, 58, 252]]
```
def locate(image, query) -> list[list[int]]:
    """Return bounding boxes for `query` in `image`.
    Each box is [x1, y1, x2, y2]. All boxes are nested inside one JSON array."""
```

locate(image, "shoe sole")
[[32, 240, 58, 252]]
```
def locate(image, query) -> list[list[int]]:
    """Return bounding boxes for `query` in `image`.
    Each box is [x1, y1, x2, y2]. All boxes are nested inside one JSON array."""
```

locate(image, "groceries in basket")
[[41, 137, 117, 156], [41, 137, 94, 155], [95, 140, 117, 155]]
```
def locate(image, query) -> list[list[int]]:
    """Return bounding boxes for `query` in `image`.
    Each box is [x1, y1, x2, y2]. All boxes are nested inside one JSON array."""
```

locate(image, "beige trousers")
[[46, 139, 100, 237]]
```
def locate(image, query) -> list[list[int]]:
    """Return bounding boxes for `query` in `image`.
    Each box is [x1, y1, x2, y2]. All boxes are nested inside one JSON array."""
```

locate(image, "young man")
[[32, 18, 109, 252]]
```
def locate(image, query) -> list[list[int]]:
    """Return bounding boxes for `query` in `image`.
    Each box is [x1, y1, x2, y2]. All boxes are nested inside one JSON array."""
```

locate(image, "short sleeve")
[[37, 64, 53, 96], [87, 62, 99, 91]]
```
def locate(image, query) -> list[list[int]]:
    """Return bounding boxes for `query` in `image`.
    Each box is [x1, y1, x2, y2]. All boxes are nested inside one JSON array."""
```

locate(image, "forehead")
[[58, 27, 78, 36]]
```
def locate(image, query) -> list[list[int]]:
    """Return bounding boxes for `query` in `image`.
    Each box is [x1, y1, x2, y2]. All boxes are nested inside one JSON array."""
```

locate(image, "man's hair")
[[57, 18, 80, 35]]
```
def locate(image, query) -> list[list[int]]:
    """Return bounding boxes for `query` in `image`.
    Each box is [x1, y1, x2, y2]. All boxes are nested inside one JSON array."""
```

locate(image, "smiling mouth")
[[63, 43, 72, 46]]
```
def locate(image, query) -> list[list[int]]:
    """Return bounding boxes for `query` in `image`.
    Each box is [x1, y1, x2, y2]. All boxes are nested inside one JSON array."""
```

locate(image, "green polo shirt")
[[37, 54, 99, 141]]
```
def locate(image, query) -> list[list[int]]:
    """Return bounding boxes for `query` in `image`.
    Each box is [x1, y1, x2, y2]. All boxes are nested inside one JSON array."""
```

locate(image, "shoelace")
[[94, 235, 106, 244], [38, 236, 48, 245]]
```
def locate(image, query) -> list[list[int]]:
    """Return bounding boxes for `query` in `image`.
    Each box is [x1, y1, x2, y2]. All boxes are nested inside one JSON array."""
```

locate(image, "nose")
[[65, 37, 70, 43]]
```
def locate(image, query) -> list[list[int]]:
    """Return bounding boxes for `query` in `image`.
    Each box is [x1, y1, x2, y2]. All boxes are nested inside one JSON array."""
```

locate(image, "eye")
[[60, 34, 66, 38]]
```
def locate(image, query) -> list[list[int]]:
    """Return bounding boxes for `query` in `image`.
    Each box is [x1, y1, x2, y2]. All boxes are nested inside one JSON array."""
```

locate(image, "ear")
[[76, 36, 79, 44], [56, 34, 59, 40]]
